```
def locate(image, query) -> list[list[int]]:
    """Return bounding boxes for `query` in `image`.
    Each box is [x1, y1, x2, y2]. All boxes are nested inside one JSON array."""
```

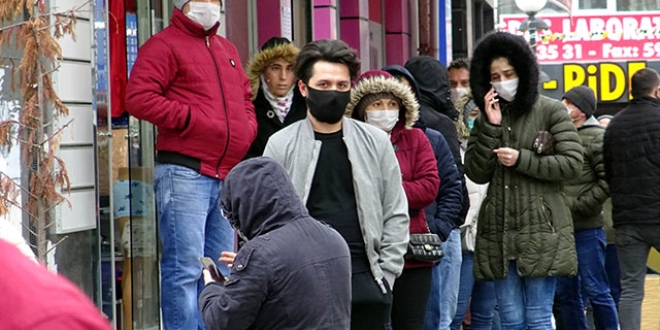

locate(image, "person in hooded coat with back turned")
[[199, 157, 351, 330], [465, 31, 583, 329], [405, 56, 467, 330], [244, 37, 308, 159]]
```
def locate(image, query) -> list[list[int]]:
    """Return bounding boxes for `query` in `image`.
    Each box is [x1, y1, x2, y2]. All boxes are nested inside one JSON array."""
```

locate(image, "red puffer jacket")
[[391, 125, 440, 269], [126, 9, 257, 179]]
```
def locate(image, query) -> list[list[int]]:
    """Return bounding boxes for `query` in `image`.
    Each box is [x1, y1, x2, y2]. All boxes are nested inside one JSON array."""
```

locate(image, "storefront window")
[[580, 0, 607, 9], [617, 0, 660, 11]]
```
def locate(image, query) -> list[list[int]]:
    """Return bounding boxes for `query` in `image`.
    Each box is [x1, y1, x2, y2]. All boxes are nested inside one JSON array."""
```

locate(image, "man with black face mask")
[[264, 39, 409, 330]]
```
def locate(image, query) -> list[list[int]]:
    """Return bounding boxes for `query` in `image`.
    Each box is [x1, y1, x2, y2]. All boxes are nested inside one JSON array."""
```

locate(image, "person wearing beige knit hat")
[[125, 0, 256, 328]]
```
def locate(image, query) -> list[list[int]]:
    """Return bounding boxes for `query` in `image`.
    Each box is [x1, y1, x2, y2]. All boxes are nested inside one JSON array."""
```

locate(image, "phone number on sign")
[[537, 42, 660, 62]]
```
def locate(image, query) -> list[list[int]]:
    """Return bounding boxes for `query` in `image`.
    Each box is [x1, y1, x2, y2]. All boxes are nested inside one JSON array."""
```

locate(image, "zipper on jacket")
[[375, 276, 388, 295], [205, 35, 231, 178]]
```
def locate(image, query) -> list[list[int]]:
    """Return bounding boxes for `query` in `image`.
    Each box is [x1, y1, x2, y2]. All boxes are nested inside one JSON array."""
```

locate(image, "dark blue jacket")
[[422, 126, 463, 240], [199, 157, 351, 330], [383, 65, 464, 240]]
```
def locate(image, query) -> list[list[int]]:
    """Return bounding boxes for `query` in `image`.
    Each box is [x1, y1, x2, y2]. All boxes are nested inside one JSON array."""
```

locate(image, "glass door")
[[95, 0, 169, 329]]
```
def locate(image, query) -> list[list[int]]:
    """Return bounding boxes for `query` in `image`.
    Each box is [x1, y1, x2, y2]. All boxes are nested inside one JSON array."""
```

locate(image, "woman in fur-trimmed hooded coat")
[[244, 37, 307, 159], [347, 70, 439, 330], [465, 32, 583, 328]]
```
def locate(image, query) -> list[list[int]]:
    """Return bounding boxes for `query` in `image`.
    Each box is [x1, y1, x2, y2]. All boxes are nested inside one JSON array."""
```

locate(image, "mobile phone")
[[199, 257, 224, 283]]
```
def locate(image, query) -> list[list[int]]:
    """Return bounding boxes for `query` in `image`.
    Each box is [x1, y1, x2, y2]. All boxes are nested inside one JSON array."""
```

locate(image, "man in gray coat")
[[264, 39, 409, 330]]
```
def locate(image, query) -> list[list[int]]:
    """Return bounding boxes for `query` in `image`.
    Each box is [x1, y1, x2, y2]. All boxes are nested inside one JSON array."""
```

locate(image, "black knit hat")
[[563, 85, 596, 118], [261, 37, 292, 51]]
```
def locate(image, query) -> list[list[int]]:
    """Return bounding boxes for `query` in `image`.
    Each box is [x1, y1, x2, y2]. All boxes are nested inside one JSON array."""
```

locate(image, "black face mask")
[[305, 85, 351, 124]]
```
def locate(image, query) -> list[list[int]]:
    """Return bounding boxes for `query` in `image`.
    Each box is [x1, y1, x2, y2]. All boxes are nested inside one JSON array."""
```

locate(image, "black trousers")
[[351, 271, 393, 330], [391, 267, 433, 330]]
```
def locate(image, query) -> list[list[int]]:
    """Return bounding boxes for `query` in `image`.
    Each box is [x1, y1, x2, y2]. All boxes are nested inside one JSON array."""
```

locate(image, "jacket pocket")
[[180, 106, 197, 139], [538, 196, 555, 233]]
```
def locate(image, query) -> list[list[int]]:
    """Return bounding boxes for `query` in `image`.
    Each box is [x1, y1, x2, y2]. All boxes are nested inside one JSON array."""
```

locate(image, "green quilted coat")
[[467, 32, 584, 280], [465, 96, 583, 280]]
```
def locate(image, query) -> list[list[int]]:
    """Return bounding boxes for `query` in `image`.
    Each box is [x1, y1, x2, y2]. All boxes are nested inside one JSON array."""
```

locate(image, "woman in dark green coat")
[[465, 31, 583, 330]]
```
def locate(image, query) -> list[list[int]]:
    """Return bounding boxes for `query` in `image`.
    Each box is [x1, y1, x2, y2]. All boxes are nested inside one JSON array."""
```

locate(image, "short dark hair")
[[631, 68, 660, 99], [449, 58, 470, 72], [294, 39, 361, 84]]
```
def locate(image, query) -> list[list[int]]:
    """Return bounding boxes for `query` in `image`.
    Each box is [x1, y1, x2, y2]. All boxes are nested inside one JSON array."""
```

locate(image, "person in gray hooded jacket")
[[199, 157, 351, 330]]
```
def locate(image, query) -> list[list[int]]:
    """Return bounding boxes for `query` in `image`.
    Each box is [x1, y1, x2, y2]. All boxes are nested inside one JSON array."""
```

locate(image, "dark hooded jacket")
[[244, 40, 308, 159], [603, 96, 660, 227], [199, 158, 351, 330], [465, 32, 583, 280], [383, 65, 464, 240], [404, 58, 469, 230]]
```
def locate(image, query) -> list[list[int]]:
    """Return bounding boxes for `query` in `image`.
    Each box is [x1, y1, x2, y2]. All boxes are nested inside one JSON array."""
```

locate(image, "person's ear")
[[298, 80, 307, 98]]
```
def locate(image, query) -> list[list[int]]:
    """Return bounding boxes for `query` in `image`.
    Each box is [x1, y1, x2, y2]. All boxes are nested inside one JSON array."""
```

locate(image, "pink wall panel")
[[369, 0, 382, 23], [386, 34, 410, 65], [257, 0, 282, 47], [313, 6, 338, 40]]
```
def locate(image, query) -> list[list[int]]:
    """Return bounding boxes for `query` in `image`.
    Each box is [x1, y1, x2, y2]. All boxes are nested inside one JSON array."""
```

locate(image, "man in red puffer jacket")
[[125, 1, 256, 329]]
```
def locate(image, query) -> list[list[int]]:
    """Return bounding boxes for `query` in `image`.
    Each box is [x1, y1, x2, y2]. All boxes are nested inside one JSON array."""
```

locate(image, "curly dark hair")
[[294, 39, 361, 84], [449, 58, 470, 71]]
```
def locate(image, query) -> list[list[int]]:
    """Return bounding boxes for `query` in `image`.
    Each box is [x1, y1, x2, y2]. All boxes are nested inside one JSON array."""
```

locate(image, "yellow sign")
[[541, 61, 650, 102]]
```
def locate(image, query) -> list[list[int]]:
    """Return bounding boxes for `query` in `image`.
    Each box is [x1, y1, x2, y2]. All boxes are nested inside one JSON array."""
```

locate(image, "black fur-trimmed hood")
[[470, 32, 539, 117]]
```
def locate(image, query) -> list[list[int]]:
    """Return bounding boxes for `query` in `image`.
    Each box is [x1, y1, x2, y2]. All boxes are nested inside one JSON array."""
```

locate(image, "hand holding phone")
[[484, 87, 502, 125], [200, 257, 225, 284]]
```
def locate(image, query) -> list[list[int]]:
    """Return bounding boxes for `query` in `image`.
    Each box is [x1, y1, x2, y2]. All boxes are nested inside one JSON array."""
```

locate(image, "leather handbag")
[[532, 131, 556, 155], [405, 233, 444, 263]]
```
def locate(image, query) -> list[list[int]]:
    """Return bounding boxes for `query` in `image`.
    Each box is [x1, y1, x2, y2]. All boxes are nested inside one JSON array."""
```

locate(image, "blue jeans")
[[424, 229, 462, 330], [604, 244, 621, 308], [155, 164, 235, 330], [557, 228, 618, 330], [450, 252, 498, 330], [494, 261, 556, 330]]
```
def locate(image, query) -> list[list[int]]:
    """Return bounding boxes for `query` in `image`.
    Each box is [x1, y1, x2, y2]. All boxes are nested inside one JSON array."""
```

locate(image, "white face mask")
[[491, 78, 519, 102], [566, 107, 580, 122], [450, 87, 468, 104], [366, 110, 400, 132], [186, 2, 221, 31]]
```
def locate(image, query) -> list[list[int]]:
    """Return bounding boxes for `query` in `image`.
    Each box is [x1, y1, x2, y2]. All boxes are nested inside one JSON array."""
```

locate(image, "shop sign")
[[502, 13, 660, 63], [537, 61, 660, 102], [500, 13, 660, 102]]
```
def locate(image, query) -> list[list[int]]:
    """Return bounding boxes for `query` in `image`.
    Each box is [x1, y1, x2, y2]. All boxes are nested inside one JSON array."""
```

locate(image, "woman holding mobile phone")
[[464, 31, 583, 330]]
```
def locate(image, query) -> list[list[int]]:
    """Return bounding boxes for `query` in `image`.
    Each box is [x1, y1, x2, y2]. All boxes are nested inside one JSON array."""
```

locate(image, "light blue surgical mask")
[[467, 118, 476, 132]]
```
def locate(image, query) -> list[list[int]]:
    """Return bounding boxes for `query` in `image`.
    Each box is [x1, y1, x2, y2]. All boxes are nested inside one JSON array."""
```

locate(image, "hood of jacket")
[[382, 65, 421, 100], [220, 157, 308, 240], [404, 56, 459, 121], [245, 42, 300, 100], [470, 32, 539, 118], [579, 116, 601, 129], [345, 75, 420, 129]]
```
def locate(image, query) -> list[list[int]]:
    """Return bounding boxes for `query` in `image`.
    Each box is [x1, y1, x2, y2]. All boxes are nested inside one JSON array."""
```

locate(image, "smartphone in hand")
[[199, 257, 225, 283]]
